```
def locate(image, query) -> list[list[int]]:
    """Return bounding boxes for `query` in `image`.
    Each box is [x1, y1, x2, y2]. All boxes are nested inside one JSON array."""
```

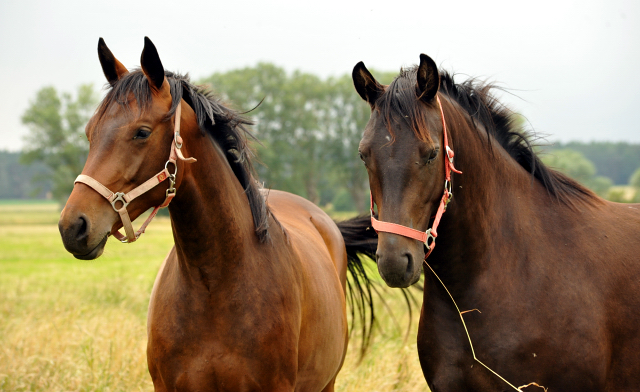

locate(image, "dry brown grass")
[[0, 202, 428, 391]]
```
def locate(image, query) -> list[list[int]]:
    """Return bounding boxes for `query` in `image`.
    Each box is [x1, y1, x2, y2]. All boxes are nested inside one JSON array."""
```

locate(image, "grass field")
[[0, 201, 428, 391]]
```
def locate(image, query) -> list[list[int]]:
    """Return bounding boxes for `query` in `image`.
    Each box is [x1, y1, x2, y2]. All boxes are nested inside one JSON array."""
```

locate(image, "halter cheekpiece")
[[74, 103, 196, 243], [370, 95, 462, 259]]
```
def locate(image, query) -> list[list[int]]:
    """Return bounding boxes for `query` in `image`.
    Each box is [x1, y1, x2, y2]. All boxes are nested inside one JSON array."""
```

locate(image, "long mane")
[[95, 70, 271, 242], [377, 66, 598, 205]]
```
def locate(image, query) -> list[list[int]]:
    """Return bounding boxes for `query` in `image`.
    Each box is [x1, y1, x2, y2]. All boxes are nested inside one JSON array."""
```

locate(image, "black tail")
[[337, 214, 422, 357], [336, 214, 378, 356]]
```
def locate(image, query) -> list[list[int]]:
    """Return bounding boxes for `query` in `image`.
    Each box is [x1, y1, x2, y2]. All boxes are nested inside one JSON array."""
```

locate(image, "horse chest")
[[417, 283, 610, 391], [148, 299, 300, 391]]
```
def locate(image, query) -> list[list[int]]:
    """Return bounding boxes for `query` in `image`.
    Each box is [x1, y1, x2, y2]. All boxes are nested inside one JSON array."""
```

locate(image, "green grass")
[[0, 200, 61, 225], [0, 203, 428, 391]]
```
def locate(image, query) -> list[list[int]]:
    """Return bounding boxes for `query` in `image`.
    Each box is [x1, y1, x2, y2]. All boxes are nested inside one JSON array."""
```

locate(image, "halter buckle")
[[110, 192, 129, 212], [174, 131, 183, 149], [425, 228, 436, 248], [166, 174, 176, 198]]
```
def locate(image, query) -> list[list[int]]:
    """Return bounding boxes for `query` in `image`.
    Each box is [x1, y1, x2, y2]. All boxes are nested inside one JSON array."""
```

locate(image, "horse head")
[[58, 37, 196, 259], [353, 54, 452, 288]]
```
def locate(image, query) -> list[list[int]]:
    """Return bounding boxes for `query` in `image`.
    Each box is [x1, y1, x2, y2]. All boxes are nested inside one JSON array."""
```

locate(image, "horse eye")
[[133, 128, 151, 140], [427, 148, 439, 163], [358, 151, 368, 166]]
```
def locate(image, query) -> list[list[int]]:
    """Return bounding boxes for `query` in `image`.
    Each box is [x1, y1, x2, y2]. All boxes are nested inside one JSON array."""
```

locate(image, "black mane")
[[380, 66, 597, 205], [97, 70, 271, 241]]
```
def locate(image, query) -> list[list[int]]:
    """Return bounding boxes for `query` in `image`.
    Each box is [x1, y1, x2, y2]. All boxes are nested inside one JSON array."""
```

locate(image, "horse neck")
[[167, 126, 259, 281], [431, 105, 543, 289]]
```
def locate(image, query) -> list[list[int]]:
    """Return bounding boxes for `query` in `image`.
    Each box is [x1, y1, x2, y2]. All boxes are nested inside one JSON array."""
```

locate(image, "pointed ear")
[[352, 61, 384, 107], [98, 38, 128, 85], [416, 54, 440, 103], [140, 37, 167, 91]]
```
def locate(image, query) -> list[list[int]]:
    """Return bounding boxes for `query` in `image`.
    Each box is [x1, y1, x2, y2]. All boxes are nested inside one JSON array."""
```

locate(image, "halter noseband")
[[370, 95, 462, 259], [74, 103, 196, 243]]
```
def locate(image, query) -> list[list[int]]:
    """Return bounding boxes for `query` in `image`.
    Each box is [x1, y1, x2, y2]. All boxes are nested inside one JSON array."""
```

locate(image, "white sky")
[[1, 0, 639, 151]]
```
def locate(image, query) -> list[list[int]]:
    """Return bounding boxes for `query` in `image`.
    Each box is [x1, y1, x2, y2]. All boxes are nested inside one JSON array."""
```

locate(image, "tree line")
[[12, 64, 640, 208]]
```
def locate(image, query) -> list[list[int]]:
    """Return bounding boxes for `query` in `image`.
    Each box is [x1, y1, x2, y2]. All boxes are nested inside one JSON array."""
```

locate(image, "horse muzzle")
[[58, 195, 114, 260], [376, 235, 423, 288]]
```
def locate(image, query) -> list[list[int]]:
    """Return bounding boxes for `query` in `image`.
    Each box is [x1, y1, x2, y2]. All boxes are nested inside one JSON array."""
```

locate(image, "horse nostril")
[[404, 252, 414, 278], [74, 216, 89, 242]]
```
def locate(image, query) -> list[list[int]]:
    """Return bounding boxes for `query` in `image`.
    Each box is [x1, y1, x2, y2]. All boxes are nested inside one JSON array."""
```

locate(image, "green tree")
[[0, 151, 52, 199], [629, 167, 640, 188], [545, 142, 640, 185], [201, 64, 398, 211], [629, 167, 640, 202], [202, 64, 335, 204], [541, 149, 613, 197], [321, 71, 396, 212], [21, 84, 99, 203]]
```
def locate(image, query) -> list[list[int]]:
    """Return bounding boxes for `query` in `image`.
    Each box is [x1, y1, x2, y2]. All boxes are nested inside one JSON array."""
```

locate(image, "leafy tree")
[[629, 167, 640, 202], [21, 85, 99, 203], [321, 71, 396, 212], [201, 64, 335, 205], [201, 64, 398, 211], [0, 151, 52, 199], [546, 142, 640, 185], [629, 168, 640, 188], [541, 149, 613, 197]]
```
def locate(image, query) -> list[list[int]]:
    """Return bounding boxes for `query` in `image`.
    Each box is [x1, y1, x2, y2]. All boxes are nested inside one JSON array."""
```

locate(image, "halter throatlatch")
[[370, 95, 462, 259], [74, 103, 196, 243]]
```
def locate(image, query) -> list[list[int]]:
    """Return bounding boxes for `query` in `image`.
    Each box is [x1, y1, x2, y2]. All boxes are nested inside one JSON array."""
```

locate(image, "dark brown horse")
[[58, 37, 378, 391], [353, 54, 640, 391]]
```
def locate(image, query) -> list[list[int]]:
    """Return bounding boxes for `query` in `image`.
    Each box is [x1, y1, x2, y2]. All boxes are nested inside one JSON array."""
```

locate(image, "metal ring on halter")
[[444, 180, 454, 209], [445, 179, 453, 197], [174, 132, 182, 149], [425, 228, 436, 248], [165, 159, 177, 176], [110, 192, 129, 212]]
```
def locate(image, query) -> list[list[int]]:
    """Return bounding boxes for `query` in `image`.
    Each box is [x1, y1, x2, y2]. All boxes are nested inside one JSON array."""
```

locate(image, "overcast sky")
[[1, 0, 638, 152]]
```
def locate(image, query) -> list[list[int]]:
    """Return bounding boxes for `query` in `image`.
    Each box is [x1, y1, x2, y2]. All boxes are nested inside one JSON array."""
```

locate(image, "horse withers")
[[58, 37, 378, 392], [353, 54, 640, 391]]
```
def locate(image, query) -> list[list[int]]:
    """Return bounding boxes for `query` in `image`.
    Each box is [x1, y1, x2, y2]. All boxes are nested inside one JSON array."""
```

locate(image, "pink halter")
[[74, 103, 196, 243], [370, 95, 462, 259]]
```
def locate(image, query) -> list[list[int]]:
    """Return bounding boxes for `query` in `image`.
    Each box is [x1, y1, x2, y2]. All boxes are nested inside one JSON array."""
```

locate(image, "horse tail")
[[336, 214, 422, 357], [335, 214, 378, 356]]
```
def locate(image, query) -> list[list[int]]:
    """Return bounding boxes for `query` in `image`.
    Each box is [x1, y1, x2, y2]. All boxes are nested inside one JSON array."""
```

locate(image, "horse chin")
[[72, 234, 109, 260], [409, 269, 422, 286]]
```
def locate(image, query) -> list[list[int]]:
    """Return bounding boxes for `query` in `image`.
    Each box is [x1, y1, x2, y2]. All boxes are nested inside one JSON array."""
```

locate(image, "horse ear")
[[353, 61, 383, 107], [98, 38, 128, 85], [140, 37, 166, 91], [416, 54, 440, 103]]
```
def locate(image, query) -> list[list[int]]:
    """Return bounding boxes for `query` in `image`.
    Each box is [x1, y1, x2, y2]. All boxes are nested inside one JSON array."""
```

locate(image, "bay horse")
[[352, 54, 640, 391], [58, 37, 378, 391]]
